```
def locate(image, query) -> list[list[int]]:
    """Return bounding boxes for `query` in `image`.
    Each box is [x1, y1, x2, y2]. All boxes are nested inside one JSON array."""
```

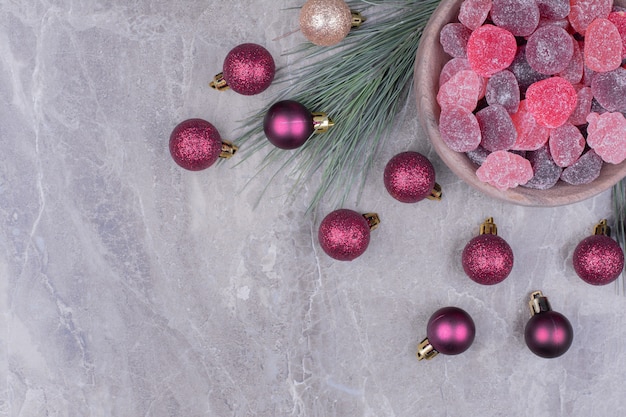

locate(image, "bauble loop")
[[263, 100, 314, 149], [222, 43, 275, 95], [573, 234, 624, 286], [426, 306, 476, 356], [318, 209, 377, 261], [169, 119, 223, 171], [299, 0, 352, 46], [383, 151, 439, 203]]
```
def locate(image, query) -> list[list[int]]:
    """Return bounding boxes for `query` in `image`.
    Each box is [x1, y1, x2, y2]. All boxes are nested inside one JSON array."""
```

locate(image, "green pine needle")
[[236, 0, 440, 211], [612, 179, 626, 295]]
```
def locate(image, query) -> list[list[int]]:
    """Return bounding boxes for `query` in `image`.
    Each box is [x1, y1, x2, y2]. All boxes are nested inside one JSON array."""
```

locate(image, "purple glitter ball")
[[573, 235, 624, 285], [525, 310, 573, 358], [318, 209, 371, 261], [427, 306, 476, 355], [169, 119, 222, 171], [222, 43, 275, 96], [263, 100, 314, 150], [462, 234, 514, 285], [383, 151, 436, 203]]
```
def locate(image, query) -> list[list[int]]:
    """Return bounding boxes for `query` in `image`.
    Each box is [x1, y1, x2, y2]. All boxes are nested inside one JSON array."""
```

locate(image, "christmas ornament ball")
[[573, 235, 625, 285], [318, 209, 372, 261], [524, 310, 573, 358], [263, 100, 314, 150], [462, 234, 514, 285], [222, 43, 275, 95], [426, 307, 476, 355], [169, 119, 223, 171], [384, 151, 436, 203], [299, 0, 352, 46]]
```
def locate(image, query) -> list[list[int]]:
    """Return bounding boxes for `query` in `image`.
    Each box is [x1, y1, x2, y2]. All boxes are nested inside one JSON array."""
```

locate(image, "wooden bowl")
[[414, 0, 626, 206]]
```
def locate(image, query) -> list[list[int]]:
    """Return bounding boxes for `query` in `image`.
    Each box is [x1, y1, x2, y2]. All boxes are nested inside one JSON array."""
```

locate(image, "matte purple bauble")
[[222, 43, 275, 95], [263, 100, 314, 150], [573, 235, 624, 285], [384, 151, 436, 203], [426, 306, 476, 355], [169, 119, 222, 171], [525, 311, 573, 358]]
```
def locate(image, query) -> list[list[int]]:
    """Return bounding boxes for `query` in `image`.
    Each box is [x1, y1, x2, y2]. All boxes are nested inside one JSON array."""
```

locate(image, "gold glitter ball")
[[299, 0, 352, 46]]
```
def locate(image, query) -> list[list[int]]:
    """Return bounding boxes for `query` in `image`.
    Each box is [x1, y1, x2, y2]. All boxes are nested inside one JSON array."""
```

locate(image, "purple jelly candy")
[[560, 149, 603, 185], [466, 146, 491, 165], [526, 25, 574, 75], [549, 122, 586, 167], [439, 105, 482, 152], [491, 0, 540, 36], [568, 86, 594, 126], [476, 104, 518, 151], [536, 0, 570, 19], [486, 70, 520, 113], [522, 144, 562, 189], [459, 0, 492, 30], [508, 45, 550, 92], [591, 67, 626, 112], [559, 38, 583, 85], [440, 23, 472, 58]]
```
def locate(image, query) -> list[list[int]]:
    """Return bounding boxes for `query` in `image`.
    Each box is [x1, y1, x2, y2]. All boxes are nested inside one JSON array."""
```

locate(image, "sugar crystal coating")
[[491, 0, 540, 36], [440, 23, 473, 58], [526, 77, 577, 128], [536, 0, 570, 19], [568, 0, 612, 35], [591, 67, 626, 112], [467, 25, 518, 77], [549, 122, 586, 167], [459, 0, 493, 30], [439, 105, 482, 152], [608, 11, 626, 58], [559, 39, 583, 85], [584, 18, 622, 72], [485, 70, 520, 113], [466, 146, 491, 166], [560, 149, 603, 185], [568, 86, 594, 125], [510, 100, 551, 150], [476, 104, 518, 151], [439, 58, 487, 99], [522, 144, 562, 189], [586, 112, 626, 164], [526, 25, 574, 75], [476, 150, 534, 190], [437, 70, 481, 111], [508, 45, 550, 92]]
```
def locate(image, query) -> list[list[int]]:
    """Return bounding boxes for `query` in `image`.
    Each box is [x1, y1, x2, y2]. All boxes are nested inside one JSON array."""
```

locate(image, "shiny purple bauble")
[[525, 311, 573, 358], [573, 235, 624, 286], [222, 43, 275, 95], [263, 100, 314, 150], [318, 209, 371, 261], [384, 151, 436, 203], [427, 307, 476, 355], [462, 234, 514, 285], [169, 119, 222, 171]]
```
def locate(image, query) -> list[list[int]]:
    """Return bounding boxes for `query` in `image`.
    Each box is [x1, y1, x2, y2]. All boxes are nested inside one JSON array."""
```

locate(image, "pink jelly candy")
[[439, 58, 488, 99], [485, 70, 520, 113], [608, 11, 626, 58], [491, 0, 540, 36], [549, 122, 586, 167], [568, 86, 593, 125], [439, 105, 482, 152], [586, 112, 626, 164], [508, 45, 550, 92], [559, 40, 583, 85], [510, 100, 551, 150], [437, 70, 481, 112], [459, 0, 492, 30], [525, 77, 577, 128], [476, 150, 534, 190], [526, 25, 574, 75], [467, 25, 518, 77], [440, 23, 473, 58], [476, 104, 518, 151], [536, 0, 570, 20], [568, 0, 612, 35], [584, 18, 622, 73], [523, 144, 562, 189], [591, 67, 626, 112], [560, 149, 603, 185]]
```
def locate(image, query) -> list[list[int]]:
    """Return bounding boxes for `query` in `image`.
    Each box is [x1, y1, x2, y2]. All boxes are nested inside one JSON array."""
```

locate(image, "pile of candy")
[[437, 0, 626, 190]]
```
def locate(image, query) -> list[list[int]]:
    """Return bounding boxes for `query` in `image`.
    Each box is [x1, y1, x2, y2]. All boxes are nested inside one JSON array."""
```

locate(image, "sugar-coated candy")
[[439, 58, 487, 99], [466, 146, 491, 166], [549, 122, 586, 167], [559, 40, 583, 85], [526, 25, 574, 75], [476, 150, 534, 190], [508, 45, 550, 92], [523, 144, 562, 190], [584, 18, 622, 73], [485, 70, 520, 113], [537, 17, 571, 30], [526, 77, 577, 128], [510, 100, 551, 150], [568, 0, 612, 35], [608, 11, 626, 58], [440, 23, 473, 58], [536, 0, 570, 20], [476, 105, 518, 151], [568, 86, 593, 125], [437, 70, 481, 112], [560, 149, 603, 185], [491, 0, 540, 37], [467, 25, 518, 77], [459, 0, 492, 30], [591, 67, 626, 112], [439, 105, 482, 152], [586, 112, 626, 164]]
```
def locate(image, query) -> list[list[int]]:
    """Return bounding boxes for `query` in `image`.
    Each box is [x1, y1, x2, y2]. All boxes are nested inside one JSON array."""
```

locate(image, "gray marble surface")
[[2, 1, 626, 416]]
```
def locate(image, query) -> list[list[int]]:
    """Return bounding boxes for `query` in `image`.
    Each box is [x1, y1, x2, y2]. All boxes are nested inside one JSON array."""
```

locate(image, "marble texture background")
[[2, 1, 626, 416]]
